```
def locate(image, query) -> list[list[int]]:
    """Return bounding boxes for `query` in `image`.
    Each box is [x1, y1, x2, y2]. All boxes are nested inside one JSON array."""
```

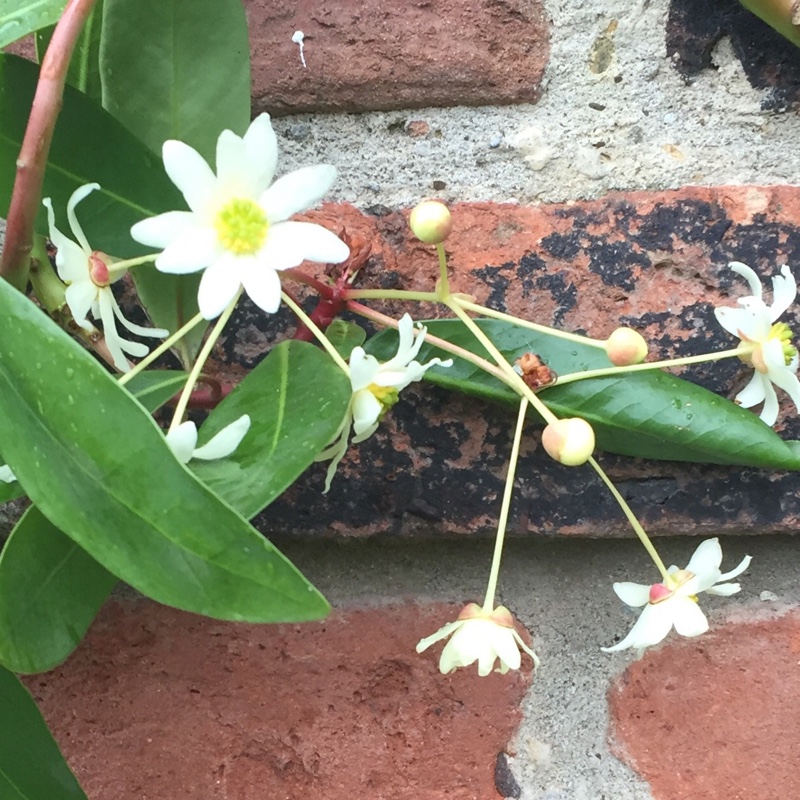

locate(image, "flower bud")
[[605, 327, 648, 366], [409, 200, 452, 244], [541, 417, 595, 466]]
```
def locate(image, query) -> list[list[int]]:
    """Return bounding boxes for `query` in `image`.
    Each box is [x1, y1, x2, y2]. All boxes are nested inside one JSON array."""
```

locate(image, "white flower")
[[165, 414, 251, 465], [316, 314, 452, 492], [44, 185, 168, 372], [416, 603, 539, 676], [0, 465, 17, 483], [714, 261, 800, 425], [602, 538, 752, 654], [130, 113, 350, 320]]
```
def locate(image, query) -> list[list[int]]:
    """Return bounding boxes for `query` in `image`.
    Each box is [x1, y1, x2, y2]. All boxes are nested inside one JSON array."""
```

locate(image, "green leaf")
[[191, 341, 352, 517], [99, 0, 251, 163], [121, 369, 185, 412], [0, 53, 202, 355], [0, 275, 329, 622], [366, 319, 800, 469], [0, 0, 66, 49], [0, 507, 116, 674], [0, 479, 23, 504], [35, 0, 104, 101], [0, 665, 88, 798], [325, 319, 367, 360]]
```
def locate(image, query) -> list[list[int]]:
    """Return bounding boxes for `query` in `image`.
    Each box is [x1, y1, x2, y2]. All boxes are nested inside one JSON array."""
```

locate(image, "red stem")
[[0, 0, 98, 289]]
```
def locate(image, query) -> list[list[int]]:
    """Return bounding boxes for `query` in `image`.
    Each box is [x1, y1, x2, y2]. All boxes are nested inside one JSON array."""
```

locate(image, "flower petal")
[[0, 465, 17, 483], [718, 554, 752, 583], [215, 129, 252, 197], [735, 370, 768, 410], [243, 113, 279, 194], [162, 139, 216, 217], [43, 198, 91, 282], [165, 421, 199, 465], [705, 582, 742, 597], [757, 376, 780, 426], [612, 581, 651, 607], [491, 627, 522, 672], [352, 389, 382, 436], [763, 339, 800, 415], [729, 261, 763, 299], [671, 597, 709, 637], [260, 165, 338, 223], [110, 296, 168, 339], [131, 211, 198, 249], [769, 265, 796, 321], [193, 414, 251, 460], [197, 253, 243, 319], [259, 221, 349, 271], [684, 538, 723, 584], [64, 182, 100, 253], [714, 304, 770, 342], [155, 225, 221, 274], [240, 260, 283, 315], [96, 290, 132, 372], [415, 620, 465, 653], [349, 348, 380, 392], [601, 601, 675, 652], [511, 629, 541, 668], [65, 281, 98, 331]]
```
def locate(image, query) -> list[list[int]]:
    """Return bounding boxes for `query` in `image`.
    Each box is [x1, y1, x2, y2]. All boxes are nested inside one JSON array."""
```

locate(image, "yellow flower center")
[[214, 198, 268, 255], [368, 384, 400, 417]]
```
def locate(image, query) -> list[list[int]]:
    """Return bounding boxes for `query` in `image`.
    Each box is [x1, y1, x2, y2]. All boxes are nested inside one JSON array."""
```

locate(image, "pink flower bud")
[[541, 417, 595, 466], [88, 252, 110, 287], [606, 327, 648, 366], [409, 200, 453, 244]]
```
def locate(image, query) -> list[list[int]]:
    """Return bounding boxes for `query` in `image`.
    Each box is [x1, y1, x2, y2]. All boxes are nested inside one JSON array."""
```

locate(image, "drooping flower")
[[44, 185, 168, 373], [416, 603, 539, 676], [165, 414, 251, 465], [714, 261, 800, 426], [0, 465, 17, 483], [602, 538, 751, 654], [130, 113, 350, 320], [316, 314, 452, 492]]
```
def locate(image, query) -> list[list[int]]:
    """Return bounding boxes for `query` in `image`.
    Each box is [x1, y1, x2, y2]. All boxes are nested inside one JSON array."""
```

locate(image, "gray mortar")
[[273, 0, 800, 209], [281, 533, 800, 799]]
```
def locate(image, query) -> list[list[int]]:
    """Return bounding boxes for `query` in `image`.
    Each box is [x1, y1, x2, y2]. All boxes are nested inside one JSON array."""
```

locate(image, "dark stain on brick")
[[474, 262, 513, 309], [588, 241, 644, 291], [666, 0, 800, 109]]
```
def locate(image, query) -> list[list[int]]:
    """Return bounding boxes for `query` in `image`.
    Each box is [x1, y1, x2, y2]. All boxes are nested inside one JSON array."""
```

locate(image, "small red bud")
[[89, 252, 110, 286]]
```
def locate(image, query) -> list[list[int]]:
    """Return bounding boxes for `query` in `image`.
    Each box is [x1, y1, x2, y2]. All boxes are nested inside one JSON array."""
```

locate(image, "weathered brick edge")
[[217, 186, 800, 537]]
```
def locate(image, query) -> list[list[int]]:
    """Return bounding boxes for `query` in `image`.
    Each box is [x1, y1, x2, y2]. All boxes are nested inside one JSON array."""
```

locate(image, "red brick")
[[245, 0, 550, 114], [608, 610, 800, 800], [26, 599, 530, 799]]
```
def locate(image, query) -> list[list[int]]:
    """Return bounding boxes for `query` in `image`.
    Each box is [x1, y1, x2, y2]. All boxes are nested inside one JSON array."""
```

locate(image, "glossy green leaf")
[[191, 341, 352, 517], [0, 479, 23, 504], [99, 0, 250, 162], [0, 276, 329, 622], [0, 507, 116, 674], [325, 319, 367, 360], [0, 665, 88, 798], [121, 369, 185, 412], [0, 0, 65, 49], [35, 0, 104, 101], [0, 53, 202, 353], [0, 371, 183, 675], [366, 319, 800, 469]]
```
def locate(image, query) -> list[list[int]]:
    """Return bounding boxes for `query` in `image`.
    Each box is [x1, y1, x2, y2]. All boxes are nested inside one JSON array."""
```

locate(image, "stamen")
[[214, 199, 269, 255]]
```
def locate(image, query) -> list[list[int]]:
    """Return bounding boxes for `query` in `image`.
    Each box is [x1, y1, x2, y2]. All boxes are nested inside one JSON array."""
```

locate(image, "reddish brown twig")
[[0, 0, 98, 291], [289, 229, 372, 342]]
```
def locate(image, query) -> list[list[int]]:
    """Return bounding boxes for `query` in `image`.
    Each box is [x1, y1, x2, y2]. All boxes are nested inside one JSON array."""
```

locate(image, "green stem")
[[346, 300, 512, 385], [107, 254, 157, 278], [118, 312, 206, 387], [555, 345, 752, 386], [588, 455, 670, 581], [344, 288, 440, 302], [281, 292, 351, 375], [447, 297, 559, 424], [457, 299, 608, 349], [483, 397, 529, 612], [435, 242, 450, 299], [168, 296, 239, 433]]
